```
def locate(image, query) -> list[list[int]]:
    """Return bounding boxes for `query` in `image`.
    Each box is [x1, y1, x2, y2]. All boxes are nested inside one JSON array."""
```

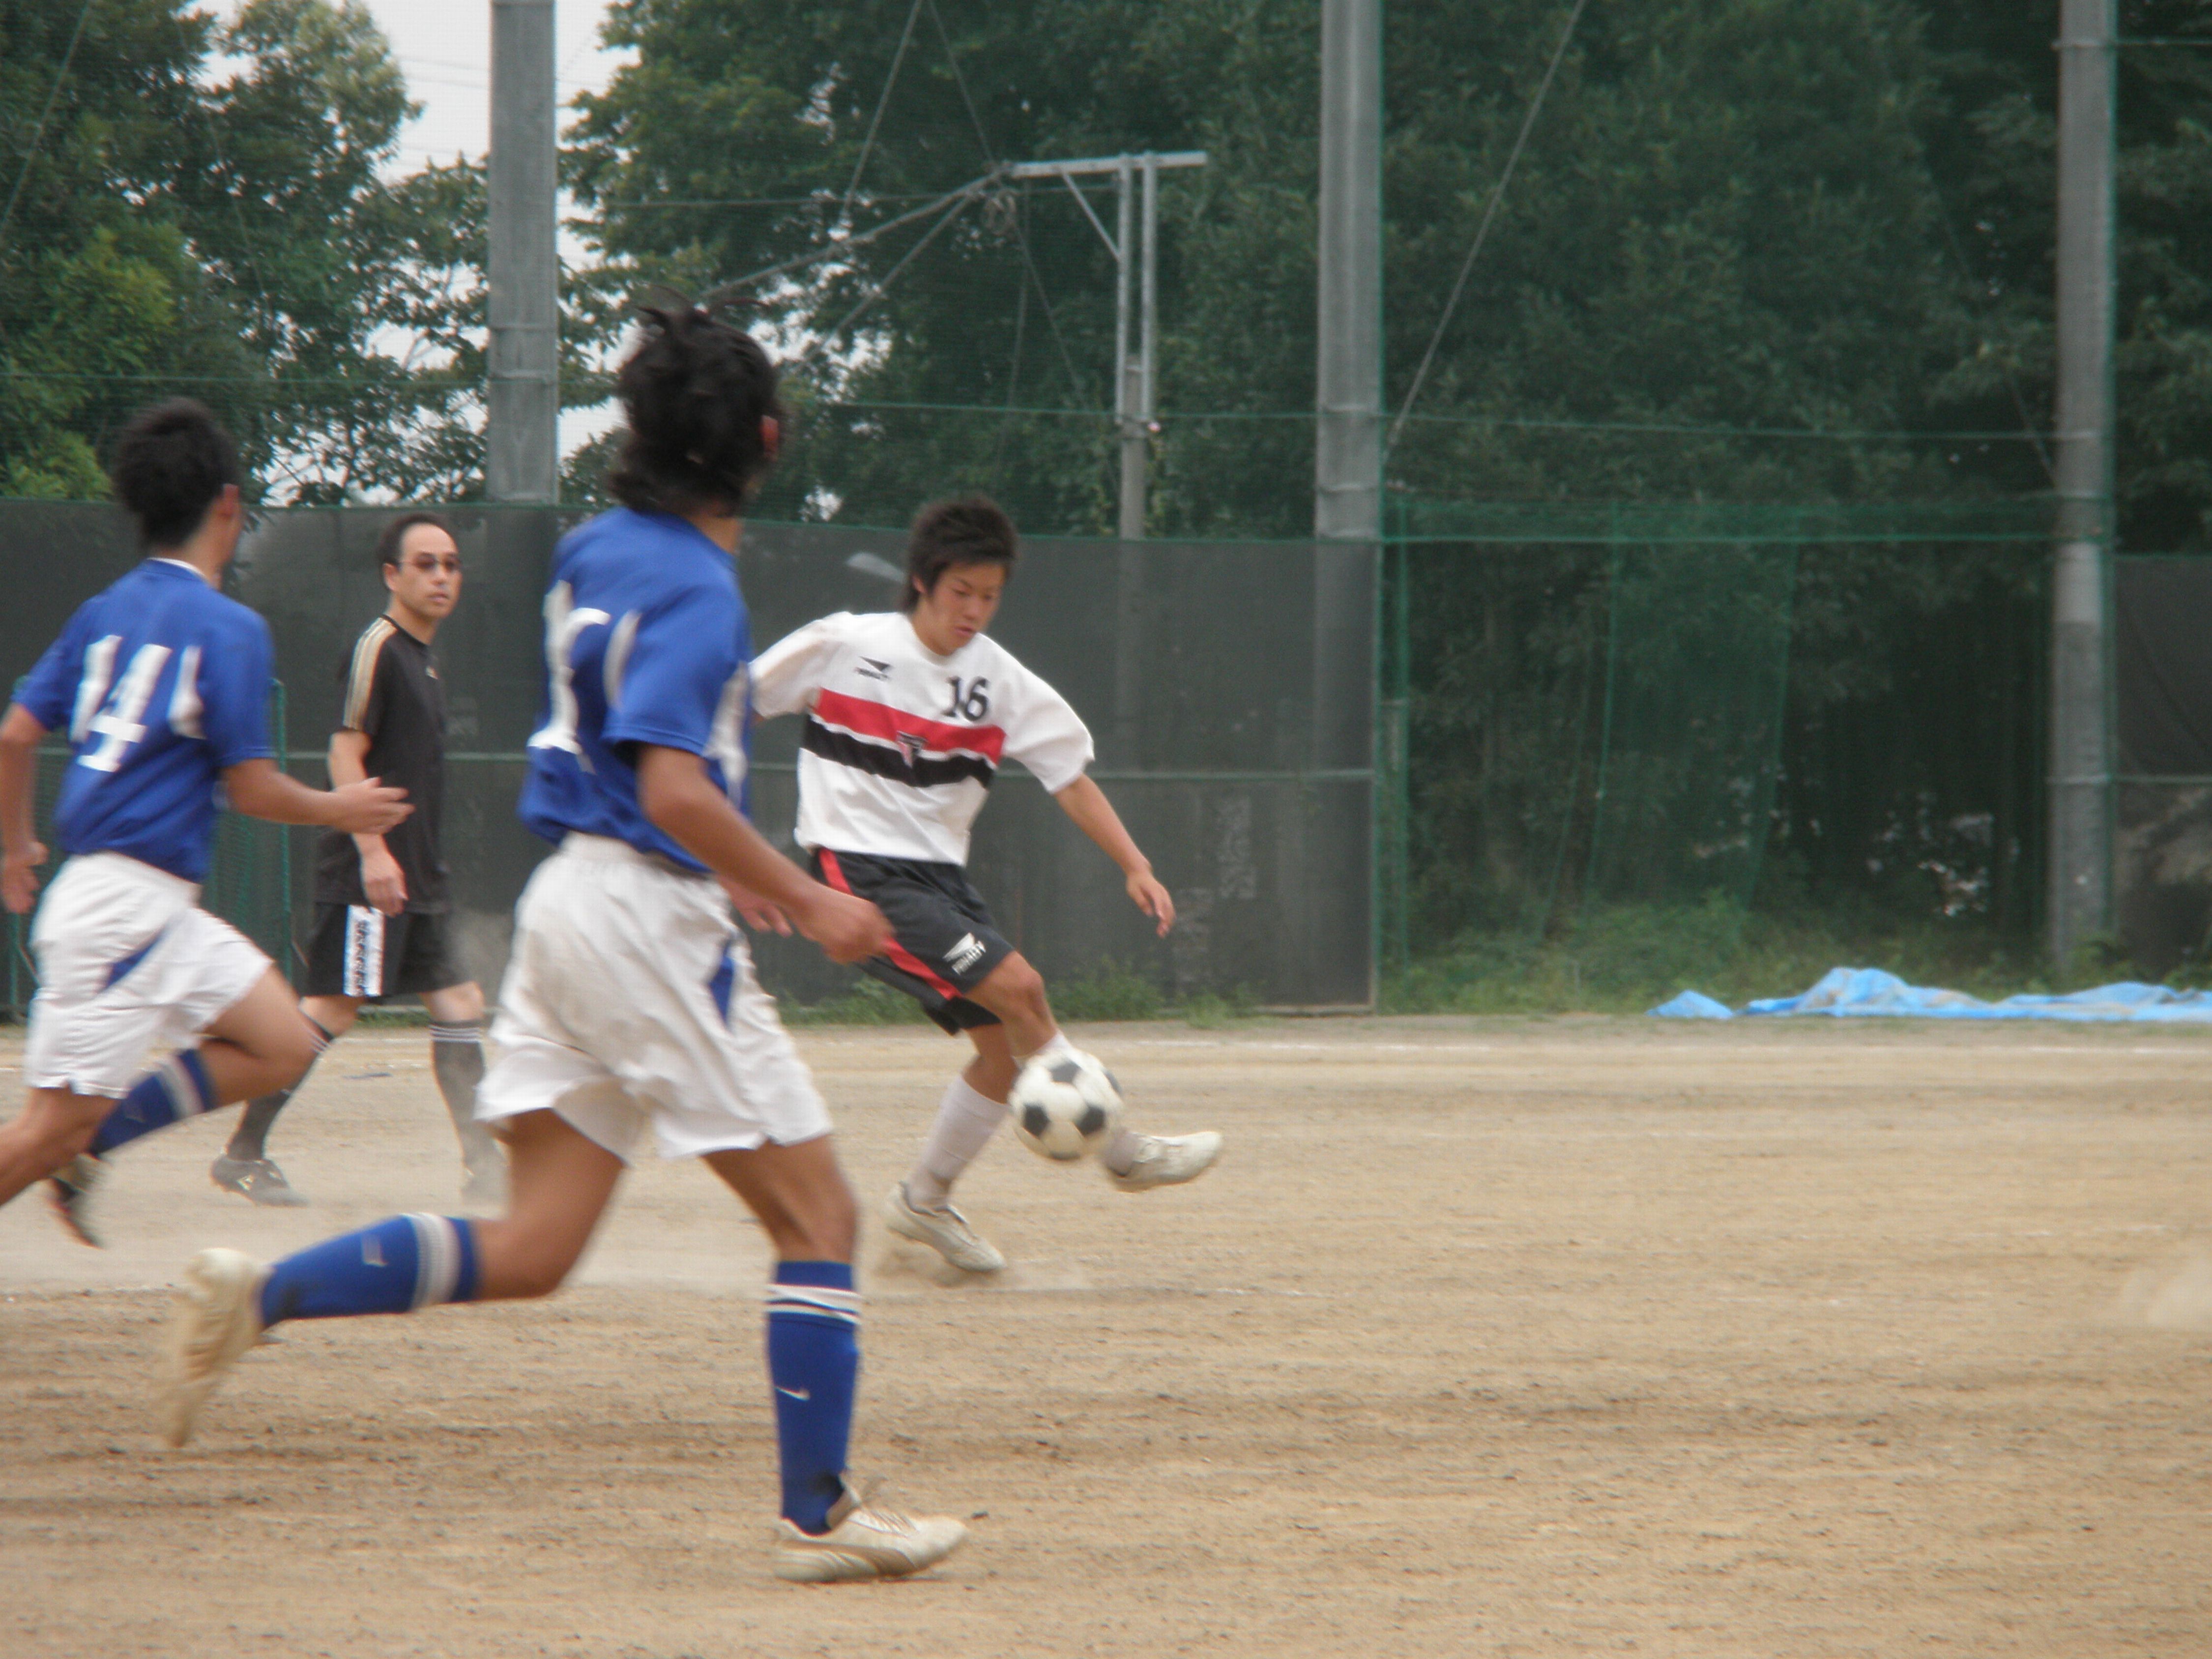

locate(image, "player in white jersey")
[[0, 401, 409, 1241], [751, 496, 1221, 1274], [156, 302, 968, 1584]]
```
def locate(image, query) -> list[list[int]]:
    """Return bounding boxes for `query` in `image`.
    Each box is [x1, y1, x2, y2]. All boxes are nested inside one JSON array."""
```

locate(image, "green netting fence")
[[1373, 496, 2058, 972]]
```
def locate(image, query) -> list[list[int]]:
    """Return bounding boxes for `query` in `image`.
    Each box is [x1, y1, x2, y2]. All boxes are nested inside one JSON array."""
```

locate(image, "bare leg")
[[703, 1133, 857, 1262], [298, 994, 366, 1040], [961, 952, 1058, 1058], [194, 968, 324, 1104], [4, 965, 319, 1194], [217, 981, 350, 1180], [0, 1089, 114, 1208], [464, 1108, 626, 1299]]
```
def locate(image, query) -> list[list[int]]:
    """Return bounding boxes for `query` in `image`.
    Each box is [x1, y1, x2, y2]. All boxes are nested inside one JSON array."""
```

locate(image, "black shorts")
[[812, 849, 1014, 1036], [304, 903, 468, 1001]]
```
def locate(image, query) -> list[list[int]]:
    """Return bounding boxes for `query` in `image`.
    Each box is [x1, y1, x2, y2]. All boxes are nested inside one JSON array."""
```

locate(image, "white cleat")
[[1106, 1131, 1224, 1192], [882, 1183, 1005, 1274], [158, 1247, 267, 1449], [771, 1479, 970, 1583]]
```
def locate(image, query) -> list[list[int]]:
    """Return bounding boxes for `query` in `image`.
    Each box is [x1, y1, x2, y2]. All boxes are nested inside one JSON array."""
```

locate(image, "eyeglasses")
[[405, 555, 464, 575]]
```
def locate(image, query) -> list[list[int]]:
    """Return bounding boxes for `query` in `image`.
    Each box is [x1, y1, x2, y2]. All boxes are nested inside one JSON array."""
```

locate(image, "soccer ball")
[[1010, 1049, 1123, 1162]]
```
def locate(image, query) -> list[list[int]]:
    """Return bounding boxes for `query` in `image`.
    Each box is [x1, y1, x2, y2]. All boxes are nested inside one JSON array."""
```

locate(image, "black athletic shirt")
[[314, 615, 449, 913]]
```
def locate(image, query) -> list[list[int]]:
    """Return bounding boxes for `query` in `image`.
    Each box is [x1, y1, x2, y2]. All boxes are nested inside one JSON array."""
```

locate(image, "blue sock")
[[89, 1049, 214, 1156], [258, 1214, 481, 1329], [766, 1261, 860, 1532]]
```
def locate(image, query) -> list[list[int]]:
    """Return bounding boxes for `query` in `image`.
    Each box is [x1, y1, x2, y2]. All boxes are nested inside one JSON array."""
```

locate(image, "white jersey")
[[751, 611, 1094, 867]]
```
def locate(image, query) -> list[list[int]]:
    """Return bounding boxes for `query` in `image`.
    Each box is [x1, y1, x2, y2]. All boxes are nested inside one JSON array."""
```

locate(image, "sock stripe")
[[405, 1213, 464, 1309], [157, 1054, 211, 1120], [428, 1023, 482, 1044], [766, 1284, 863, 1326]]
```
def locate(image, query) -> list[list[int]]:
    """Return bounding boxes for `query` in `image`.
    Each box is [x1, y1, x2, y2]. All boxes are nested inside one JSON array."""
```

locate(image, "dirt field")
[[6, 1016, 2212, 1657]]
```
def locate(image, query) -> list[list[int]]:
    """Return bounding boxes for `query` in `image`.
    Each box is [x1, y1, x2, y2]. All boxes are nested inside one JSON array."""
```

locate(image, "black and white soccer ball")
[[1010, 1049, 1123, 1162]]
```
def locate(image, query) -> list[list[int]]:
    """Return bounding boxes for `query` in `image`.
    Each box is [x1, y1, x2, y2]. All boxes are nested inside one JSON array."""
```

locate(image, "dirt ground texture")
[[5, 1016, 2212, 1658]]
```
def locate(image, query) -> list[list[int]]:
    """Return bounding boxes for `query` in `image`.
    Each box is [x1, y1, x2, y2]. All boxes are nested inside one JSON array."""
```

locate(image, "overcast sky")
[[322, 0, 631, 174], [206, 1, 636, 453]]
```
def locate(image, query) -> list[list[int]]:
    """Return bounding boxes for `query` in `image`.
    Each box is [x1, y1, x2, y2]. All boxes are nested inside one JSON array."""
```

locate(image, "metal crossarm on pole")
[[1004, 152, 1208, 539]]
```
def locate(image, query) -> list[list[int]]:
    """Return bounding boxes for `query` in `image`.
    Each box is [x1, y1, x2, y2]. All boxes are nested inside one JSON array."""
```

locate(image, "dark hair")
[[607, 299, 783, 516], [109, 399, 243, 548], [376, 510, 456, 570], [902, 496, 1019, 613]]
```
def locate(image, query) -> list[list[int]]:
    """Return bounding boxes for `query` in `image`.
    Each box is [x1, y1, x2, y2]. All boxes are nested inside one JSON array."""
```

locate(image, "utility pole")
[[1314, 0, 1383, 1005], [487, 0, 559, 503], [1314, 0, 1382, 543], [2049, 0, 2116, 963], [1005, 151, 1204, 538]]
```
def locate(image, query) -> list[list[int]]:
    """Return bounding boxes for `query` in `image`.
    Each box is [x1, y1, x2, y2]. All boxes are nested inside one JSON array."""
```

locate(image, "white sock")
[[1021, 1030, 1077, 1065], [905, 1076, 1010, 1210]]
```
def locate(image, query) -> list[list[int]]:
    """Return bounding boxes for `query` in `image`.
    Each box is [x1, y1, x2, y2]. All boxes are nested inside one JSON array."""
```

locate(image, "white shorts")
[[478, 835, 831, 1161], [25, 852, 271, 1098]]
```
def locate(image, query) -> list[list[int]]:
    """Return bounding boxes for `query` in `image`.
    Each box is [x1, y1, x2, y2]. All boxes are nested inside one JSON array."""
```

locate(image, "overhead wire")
[[797, 191, 978, 363], [838, 0, 926, 226], [1386, 0, 1589, 457], [0, 0, 99, 264], [922, 0, 1098, 409]]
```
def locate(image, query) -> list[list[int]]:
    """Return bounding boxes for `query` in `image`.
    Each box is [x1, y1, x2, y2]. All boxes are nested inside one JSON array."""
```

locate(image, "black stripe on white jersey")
[[801, 717, 997, 790]]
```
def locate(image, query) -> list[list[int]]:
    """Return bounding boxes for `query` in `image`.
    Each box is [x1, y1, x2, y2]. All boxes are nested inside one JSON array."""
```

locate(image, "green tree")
[[0, 0, 497, 502]]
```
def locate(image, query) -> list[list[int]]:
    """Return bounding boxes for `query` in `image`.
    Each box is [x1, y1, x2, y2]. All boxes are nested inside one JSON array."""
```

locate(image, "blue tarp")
[[1650, 966, 2212, 1022]]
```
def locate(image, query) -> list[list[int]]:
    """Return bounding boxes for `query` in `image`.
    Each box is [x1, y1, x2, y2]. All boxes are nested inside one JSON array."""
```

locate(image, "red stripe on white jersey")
[[813, 687, 1006, 764]]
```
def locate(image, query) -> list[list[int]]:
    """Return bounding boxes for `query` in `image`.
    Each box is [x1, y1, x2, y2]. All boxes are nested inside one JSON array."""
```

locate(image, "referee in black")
[[211, 511, 504, 1206]]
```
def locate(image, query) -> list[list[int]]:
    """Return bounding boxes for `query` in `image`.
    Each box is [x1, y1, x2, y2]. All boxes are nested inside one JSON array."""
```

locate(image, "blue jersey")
[[11, 559, 275, 883], [518, 508, 752, 870]]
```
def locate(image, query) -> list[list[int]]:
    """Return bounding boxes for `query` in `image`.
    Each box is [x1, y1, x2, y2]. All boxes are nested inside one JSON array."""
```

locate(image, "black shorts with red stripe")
[[811, 848, 1014, 1035]]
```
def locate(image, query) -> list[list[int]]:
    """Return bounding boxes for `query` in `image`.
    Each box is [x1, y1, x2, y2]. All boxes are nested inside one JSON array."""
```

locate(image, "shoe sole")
[[772, 1521, 968, 1582], [882, 1192, 1004, 1274]]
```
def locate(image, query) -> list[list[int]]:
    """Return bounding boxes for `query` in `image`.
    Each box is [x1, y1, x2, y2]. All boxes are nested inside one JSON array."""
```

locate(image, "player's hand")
[[359, 844, 407, 917], [1127, 867, 1176, 936], [328, 777, 411, 836], [1, 839, 47, 914], [718, 875, 793, 936], [794, 886, 895, 965]]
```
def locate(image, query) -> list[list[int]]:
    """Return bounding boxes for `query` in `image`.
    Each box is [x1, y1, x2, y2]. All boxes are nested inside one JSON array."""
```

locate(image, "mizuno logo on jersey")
[[945, 933, 987, 974]]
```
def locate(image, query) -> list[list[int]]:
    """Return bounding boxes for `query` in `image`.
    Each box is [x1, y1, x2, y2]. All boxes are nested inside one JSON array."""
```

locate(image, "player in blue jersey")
[[0, 401, 411, 1242], [158, 302, 970, 1584]]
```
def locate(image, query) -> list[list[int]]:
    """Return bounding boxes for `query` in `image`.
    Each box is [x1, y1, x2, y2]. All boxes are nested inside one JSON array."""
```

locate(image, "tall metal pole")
[[487, 0, 559, 503], [1314, 0, 1383, 1004], [1315, 0, 1382, 543], [2049, 0, 2117, 962], [1116, 158, 1142, 539]]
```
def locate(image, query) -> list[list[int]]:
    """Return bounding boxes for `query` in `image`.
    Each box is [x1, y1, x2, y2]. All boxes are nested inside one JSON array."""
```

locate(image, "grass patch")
[[780, 976, 931, 1027], [1384, 896, 2055, 1017], [779, 960, 1255, 1028]]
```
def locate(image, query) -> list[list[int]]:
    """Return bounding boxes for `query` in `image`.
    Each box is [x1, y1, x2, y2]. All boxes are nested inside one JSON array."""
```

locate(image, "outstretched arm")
[[1052, 773, 1174, 936], [0, 704, 49, 914], [223, 757, 410, 834]]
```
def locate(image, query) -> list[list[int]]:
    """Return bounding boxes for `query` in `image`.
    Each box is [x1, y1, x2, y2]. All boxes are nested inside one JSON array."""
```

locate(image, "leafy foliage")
[[0, 0, 496, 502]]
